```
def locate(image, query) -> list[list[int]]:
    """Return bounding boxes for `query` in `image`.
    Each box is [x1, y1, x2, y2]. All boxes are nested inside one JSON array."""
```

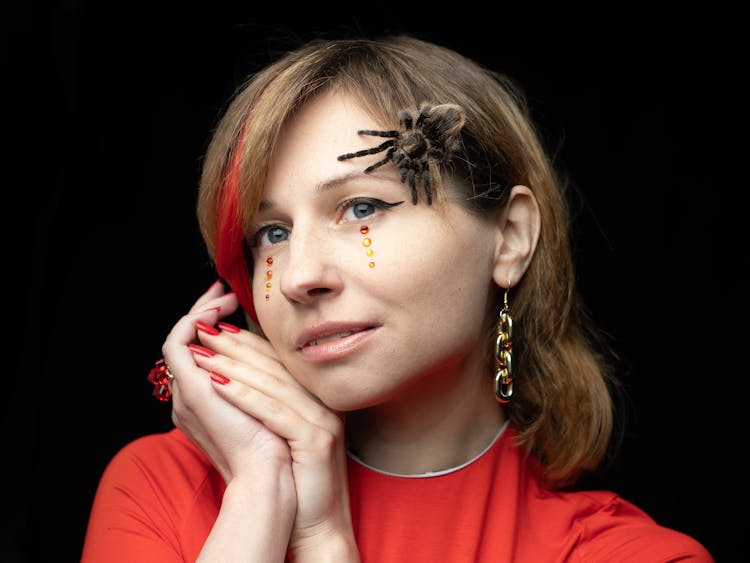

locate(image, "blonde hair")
[[197, 35, 621, 488]]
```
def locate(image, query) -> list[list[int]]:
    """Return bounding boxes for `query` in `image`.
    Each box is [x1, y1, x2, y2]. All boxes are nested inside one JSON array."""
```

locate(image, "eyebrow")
[[258, 170, 375, 212]]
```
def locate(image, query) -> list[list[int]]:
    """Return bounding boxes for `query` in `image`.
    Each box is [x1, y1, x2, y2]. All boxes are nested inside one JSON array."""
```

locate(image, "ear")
[[492, 185, 540, 288]]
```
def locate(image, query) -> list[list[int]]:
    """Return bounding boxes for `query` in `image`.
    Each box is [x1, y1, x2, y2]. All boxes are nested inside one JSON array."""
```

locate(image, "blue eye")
[[252, 225, 290, 247], [341, 197, 405, 222], [350, 202, 376, 219]]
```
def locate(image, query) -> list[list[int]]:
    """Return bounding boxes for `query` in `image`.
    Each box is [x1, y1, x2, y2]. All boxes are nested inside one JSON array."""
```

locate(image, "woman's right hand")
[[162, 281, 298, 561], [163, 280, 292, 483], [161, 280, 358, 561]]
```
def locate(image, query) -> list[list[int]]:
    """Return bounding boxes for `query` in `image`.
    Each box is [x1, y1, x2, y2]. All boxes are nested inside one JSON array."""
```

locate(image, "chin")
[[310, 382, 393, 413]]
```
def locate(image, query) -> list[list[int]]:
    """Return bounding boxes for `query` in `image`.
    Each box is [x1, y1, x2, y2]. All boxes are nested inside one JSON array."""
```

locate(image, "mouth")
[[296, 322, 379, 363], [303, 329, 366, 348]]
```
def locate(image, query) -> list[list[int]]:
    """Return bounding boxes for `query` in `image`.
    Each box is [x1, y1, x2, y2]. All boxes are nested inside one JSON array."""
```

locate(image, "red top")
[[81, 424, 713, 562]]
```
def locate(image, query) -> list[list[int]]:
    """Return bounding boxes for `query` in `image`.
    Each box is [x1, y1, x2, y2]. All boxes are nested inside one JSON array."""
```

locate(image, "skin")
[[163, 89, 540, 561]]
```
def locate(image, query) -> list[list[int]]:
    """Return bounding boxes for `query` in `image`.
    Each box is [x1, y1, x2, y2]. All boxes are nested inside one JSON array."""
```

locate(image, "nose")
[[279, 222, 343, 306]]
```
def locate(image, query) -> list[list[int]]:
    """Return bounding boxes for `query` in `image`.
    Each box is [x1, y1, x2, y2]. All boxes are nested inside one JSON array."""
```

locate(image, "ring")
[[147, 358, 173, 402]]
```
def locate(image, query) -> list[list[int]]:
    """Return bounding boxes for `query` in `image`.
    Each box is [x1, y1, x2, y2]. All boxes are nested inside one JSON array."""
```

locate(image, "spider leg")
[[407, 168, 418, 205], [357, 129, 399, 138], [415, 105, 431, 128], [399, 166, 408, 184], [337, 139, 396, 161], [363, 147, 396, 173], [422, 166, 433, 205], [401, 111, 413, 130]]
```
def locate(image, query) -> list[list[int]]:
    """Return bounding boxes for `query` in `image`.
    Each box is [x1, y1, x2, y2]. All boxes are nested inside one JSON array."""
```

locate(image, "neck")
[[345, 351, 506, 475]]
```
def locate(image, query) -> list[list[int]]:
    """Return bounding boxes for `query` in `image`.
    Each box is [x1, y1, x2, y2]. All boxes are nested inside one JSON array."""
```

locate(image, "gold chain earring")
[[495, 284, 514, 403]]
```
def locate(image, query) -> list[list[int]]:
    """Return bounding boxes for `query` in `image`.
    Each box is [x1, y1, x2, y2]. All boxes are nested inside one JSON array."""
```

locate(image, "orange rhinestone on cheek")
[[264, 257, 273, 301], [360, 226, 375, 268]]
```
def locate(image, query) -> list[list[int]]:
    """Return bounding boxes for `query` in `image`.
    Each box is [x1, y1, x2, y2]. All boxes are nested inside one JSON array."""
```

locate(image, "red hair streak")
[[214, 134, 258, 322]]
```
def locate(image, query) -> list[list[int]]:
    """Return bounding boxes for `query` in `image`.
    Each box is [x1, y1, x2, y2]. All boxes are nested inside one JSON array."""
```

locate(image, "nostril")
[[308, 288, 331, 296]]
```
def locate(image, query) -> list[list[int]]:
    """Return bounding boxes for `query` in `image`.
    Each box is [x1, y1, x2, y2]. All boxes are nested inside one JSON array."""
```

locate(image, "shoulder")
[[83, 430, 223, 560], [567, 491, 715, 562], [503, 428, 714, 562], [98, 427, 215, 496], [107, 427, 205, 468]]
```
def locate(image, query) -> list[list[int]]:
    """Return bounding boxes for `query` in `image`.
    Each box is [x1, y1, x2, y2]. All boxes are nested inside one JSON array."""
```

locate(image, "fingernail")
[[189, 343, 215, 357], [217, 321, 241, 334], [196, 320, 220, 335], [210, 371, 230, 385], [202, 306, 221, 312]]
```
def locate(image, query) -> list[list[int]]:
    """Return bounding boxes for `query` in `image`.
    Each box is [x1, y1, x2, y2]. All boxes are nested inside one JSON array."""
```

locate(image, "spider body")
[[337, 103, 466, 204]]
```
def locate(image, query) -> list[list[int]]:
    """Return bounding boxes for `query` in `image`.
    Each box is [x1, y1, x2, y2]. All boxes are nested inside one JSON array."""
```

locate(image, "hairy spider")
[[337, 103, 466, 204]]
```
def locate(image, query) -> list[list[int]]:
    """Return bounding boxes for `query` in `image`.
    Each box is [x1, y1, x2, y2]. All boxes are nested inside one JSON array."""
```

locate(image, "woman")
[[81, 35, 713, 561]]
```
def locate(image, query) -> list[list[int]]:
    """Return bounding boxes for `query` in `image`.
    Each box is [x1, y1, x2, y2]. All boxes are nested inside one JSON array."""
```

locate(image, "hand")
[[163, 281, 292, 483], [163, 280, 358, 559]]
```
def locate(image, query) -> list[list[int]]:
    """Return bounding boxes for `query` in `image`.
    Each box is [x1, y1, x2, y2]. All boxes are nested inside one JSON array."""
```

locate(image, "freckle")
[[360, 225, 369, 234], [362, 237, 371, 247], [366, 249, 374, 256]]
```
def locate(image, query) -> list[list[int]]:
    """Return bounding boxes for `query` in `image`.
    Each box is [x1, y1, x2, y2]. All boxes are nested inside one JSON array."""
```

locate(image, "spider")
[[337, 103, 466, 205]]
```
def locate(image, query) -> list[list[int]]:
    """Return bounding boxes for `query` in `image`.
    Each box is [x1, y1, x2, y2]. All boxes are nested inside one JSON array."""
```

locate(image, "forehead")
[[265, 90, 392, 190]]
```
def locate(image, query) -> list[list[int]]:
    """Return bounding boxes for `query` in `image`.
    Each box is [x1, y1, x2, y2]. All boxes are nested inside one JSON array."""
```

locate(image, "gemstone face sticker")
[[361, 226, 375, 268], [265, 256, 273, 300]]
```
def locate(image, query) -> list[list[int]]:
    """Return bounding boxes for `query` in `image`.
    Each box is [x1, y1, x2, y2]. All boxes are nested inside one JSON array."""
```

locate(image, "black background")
[[5, 2, 742, 562]]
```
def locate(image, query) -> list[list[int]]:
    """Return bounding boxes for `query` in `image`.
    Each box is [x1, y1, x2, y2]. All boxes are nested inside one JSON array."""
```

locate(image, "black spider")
[[337, 103, 466, 205]]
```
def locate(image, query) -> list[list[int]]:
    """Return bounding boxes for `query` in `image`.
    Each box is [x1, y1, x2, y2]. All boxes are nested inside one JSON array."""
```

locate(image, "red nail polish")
[[196, 320, 220, 335], [210, 371, 230, 385], [189, 343, 215, 357], [217, 321, 241, 334]]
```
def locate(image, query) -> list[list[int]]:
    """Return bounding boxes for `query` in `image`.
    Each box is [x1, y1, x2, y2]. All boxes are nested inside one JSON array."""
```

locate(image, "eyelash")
[[248, 197, 404, 248]]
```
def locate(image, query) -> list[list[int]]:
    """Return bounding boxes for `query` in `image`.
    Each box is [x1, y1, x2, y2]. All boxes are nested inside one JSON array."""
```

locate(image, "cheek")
[[372, 215, 471, 271], [371, 220, 495, 310], [365, 224, 456, 296]]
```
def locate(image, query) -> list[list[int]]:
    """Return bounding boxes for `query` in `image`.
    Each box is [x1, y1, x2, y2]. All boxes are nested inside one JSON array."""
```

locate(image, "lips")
[[304, 330, 361, 348], [295, 322, 379, 362], [296, 322, 374, 349]]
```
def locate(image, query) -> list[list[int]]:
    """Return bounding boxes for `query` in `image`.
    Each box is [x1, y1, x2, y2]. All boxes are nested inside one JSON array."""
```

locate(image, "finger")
[[164, 312, 257, 454], [188, 284, 240, 316], [190, 347, 339, 438], [197, 320, 284, 372], [208, 366, 341, 447], [162, 302, 234, 401], [163, 312, 217, 405], [194, 323, 316, 403], [189, 278, 226, 310]]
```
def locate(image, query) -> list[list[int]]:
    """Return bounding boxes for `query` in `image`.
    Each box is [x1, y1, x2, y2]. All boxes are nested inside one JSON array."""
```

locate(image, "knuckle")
[[309, 426, 337, 452], [263, 396, 285, 418]]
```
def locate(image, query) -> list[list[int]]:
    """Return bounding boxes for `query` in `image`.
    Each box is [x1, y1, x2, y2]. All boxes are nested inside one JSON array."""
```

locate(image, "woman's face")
[[250, 90, 501, 411]]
